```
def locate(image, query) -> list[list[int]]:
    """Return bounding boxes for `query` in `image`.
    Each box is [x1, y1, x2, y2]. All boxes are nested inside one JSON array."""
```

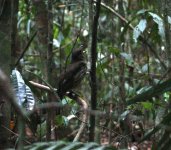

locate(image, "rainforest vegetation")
[[0, 0, 171, 149]]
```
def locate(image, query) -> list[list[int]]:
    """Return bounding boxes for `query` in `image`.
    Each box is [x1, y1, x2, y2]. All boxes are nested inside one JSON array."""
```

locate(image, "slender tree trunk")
[[32, 0, 48, 78], [163, 0, 171, 67], [118, 1, 127, 148], [88, 0, 93, 71], [32, 0, 50, 140], [118, 0, 126, 111], [47, 0, 56, 140], [11, 0, 20, 68], [0, 0, 12, 148], [162, 0, 171, 129], [89, 0, 101, 142]]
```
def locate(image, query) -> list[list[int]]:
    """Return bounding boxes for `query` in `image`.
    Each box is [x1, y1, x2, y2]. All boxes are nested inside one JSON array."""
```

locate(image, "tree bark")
[[32, 0, 51, 140], [0, 0, 12, 148], [89, 0, 101, 142], [32, 0, 48, 78], [47, 0, 56, 140]]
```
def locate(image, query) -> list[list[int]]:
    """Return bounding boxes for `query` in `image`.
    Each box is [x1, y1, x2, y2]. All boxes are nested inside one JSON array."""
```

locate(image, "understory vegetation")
[[0, 0, 171, 150]]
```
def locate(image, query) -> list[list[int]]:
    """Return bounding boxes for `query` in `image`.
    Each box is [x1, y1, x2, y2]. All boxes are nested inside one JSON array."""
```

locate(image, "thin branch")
[[28, 81, 120, 119], [15, 31, 37, 67], [26, 70, 59, 100], [29, 81, 57, 91]]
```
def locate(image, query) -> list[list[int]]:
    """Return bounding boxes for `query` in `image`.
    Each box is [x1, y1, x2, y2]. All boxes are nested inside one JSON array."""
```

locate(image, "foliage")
[[11, 69, 35, 111], [1, 0, 171, 149], [24, 141, 116, 150]]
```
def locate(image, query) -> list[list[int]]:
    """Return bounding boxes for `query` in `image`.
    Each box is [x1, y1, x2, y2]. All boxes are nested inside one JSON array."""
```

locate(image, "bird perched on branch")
[[57, 45, 87, 99]]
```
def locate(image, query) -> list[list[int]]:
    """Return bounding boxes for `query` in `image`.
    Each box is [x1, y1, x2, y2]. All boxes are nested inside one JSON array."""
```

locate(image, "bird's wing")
[[57, 61, 86, 98]]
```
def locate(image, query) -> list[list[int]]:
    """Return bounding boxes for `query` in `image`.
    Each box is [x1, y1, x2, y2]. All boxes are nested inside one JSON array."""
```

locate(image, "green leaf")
[[109, 47, 120, 55], [55, 115, 68, 127], [141, 102, 153, 110], [120, 52, 133, 65], [148, 12, 165, 40], [141, 64, 148, 73], [37, 121, 46, 138], [125, 82, 135, 97], [140, 111, 171, 142], [119, 110, 130, 121], [137, 9, 149, 15], [133, 19, 147, 43], [127, 78, 171, 105], [53, 23, 59, 38], [120, 52, 132, 60], [59, 142, 84, 150], [24, 141, 116, 150], [168, 16, 171, 24], [77, 142, 99, 150], [26, 19, 31, 36]]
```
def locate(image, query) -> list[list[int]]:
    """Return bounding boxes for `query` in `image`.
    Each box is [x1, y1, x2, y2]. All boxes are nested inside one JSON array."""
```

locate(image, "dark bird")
[[71, 45, 86, 63], [57, 45, 87, 99]]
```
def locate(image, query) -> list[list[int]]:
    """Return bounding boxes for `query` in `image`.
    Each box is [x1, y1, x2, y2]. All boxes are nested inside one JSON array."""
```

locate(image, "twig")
[[15, 31, 37, 67], [29, 81, 57, 92], [26, 70, 59, 100], [28, 81, 118, 118], [93, 0, 133, 28]]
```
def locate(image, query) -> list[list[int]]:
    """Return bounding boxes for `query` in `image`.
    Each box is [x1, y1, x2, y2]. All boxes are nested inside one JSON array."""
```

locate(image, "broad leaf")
[[24, 141, 116, 150], [11, 69, 35, 110], [148, 12, 165, 39], [133, 19, 147, 42], [127, 78, 171, 105]]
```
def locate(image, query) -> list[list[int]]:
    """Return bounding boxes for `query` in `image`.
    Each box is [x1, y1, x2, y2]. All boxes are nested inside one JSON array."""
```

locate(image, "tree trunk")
[[89, 0, 101, 142], [0, 0, 12, 148]]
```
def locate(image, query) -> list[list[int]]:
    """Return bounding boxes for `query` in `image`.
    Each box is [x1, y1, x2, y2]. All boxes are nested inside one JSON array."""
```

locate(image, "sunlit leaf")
[[133, 19, 147, 42], [83, 29, 88, 36], [53, 39, 60, 47], [11, 69, 35, 110], [119, 110, 130, 121], [26, 19, 31, 36], [141, 64, 148, 73], [24, 141, 116, 150], [120, 52, 134, 66], [137, 9, 148, 15], [55, 115, 69, 126], [109, 47, 120, 55], [148, 12, 165, 40], [137, 86, 151, 94], [120, 52, 132, 60], [168, 16, 171, 24]]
